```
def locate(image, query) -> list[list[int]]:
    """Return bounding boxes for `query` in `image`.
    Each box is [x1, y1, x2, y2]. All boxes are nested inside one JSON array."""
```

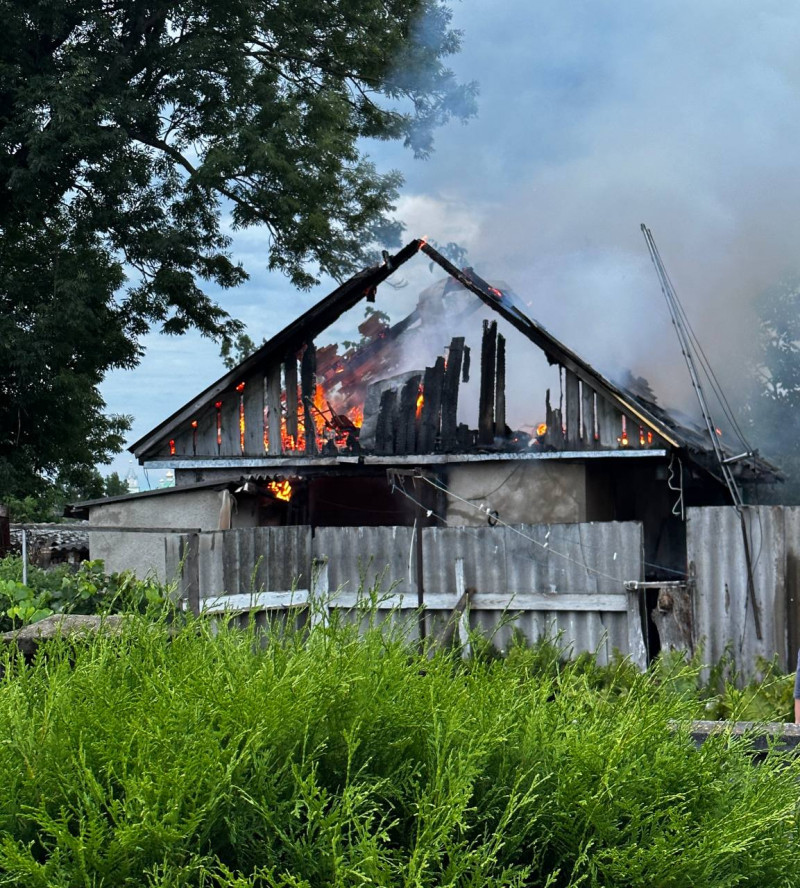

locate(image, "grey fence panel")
[[783, 509, 800, 670], [424, 522, 644, 665], [314, 525, 416, 602], [688, 506, 788, 673], [177, 522, 646, 663]]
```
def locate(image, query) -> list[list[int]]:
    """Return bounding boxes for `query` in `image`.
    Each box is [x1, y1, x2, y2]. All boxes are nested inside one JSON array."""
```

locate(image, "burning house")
[[70, 238, 777, 582]]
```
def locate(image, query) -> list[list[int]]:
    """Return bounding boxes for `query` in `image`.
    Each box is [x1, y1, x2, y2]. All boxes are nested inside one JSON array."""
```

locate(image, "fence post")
[[310, 556, 329, 629], [180, 533, 200, 615], [0, 505, 9, 557]]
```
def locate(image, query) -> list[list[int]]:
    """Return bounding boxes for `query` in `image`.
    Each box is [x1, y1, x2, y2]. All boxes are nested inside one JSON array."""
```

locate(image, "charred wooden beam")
[[301, 343, 317, 456], [565, 369, 580, 449], [419, 357, 445, 453], [494, 333, 506, 439], [441, 337, 465, 452], [220, 394, 242, 456], [243, 375, 265, 455], [543, 388, 564, 449], [266, 363, 282, 455], [283, 356, 299, 442], [395, 374, 422, 454], [462, 346, 471, 383], [596, 395, 621, 448], [457, 424, 473, 450], [582, 383, 596, 447], [375, 389, 397, 455], [479, 320, 497, 446]]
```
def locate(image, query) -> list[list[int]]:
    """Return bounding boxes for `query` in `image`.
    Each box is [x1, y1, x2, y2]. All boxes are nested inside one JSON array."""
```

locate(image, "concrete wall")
[[89, 488, 256, 582], [444, 462, 587, 526]]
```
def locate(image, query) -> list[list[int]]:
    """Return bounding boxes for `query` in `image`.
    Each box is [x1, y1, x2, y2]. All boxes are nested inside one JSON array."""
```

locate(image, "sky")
[[100, 0, 800, 487]]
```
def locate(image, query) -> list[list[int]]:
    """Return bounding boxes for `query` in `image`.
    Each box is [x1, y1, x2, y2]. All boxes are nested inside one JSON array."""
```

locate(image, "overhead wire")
[[414, 473, 632, 585]]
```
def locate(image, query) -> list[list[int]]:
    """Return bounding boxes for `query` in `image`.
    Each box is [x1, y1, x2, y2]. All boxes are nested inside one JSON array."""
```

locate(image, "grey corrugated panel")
[[783, 508, 800, 670], [502, 521, 642, 596], [314, 526, 416, 601], [254, 526, 312, 592], [424, 522, 643, 663], [194, 527, 311, 598], [183, 522, 645, 662], [688, 506, 787, 675], [423, 526, 506, 598]]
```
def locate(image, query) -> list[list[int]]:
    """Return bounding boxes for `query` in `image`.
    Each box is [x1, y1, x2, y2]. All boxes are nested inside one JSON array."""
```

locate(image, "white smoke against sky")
[[393, 0, 800, 414]]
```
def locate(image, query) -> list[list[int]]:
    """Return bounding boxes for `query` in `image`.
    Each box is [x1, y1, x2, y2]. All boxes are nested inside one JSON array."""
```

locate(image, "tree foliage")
[[745, 274, 800, 501], [0, 0, 475, 498]]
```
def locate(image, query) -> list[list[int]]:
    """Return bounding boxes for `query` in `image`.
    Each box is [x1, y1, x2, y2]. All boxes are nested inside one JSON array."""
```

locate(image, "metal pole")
[[21, 528, 27, 587]]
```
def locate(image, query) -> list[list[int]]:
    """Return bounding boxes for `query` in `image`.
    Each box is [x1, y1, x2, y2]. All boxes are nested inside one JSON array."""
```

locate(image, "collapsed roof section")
[[131, 239, 778, 486]]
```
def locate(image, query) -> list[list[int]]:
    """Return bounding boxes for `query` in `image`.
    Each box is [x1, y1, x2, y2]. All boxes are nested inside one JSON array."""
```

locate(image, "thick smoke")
[[392, 1, 800, 431]]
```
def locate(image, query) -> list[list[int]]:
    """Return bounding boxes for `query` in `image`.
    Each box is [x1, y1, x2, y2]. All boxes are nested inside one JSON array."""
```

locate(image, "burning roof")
[[130, 238, 779, 487]]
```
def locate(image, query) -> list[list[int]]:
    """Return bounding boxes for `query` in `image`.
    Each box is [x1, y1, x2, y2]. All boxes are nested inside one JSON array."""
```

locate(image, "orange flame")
[[536, 423, 547, 437], [416, 388, 424, 420], [268, 480, 292, 502]]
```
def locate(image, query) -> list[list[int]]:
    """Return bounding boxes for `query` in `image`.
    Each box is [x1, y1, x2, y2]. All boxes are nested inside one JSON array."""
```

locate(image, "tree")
[[0, 0, 475, 499], [104, 472, 129, 497], [744, 275, 800, 502]]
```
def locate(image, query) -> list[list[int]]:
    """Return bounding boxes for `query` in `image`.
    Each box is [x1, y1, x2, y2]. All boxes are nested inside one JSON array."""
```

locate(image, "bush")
[[0, 615, 798, 886], [0, 555, 170, 632]]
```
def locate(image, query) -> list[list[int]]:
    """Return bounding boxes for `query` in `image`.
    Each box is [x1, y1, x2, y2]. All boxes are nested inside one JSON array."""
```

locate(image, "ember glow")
[[268, 480, 292, 502], [536, 423, 547, 436], [416, 387, 425, 419]]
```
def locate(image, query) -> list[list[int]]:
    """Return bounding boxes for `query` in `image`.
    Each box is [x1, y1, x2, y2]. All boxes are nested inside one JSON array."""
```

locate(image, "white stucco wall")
[[88, 488, 257, 582], [445, 462, 587, 526]]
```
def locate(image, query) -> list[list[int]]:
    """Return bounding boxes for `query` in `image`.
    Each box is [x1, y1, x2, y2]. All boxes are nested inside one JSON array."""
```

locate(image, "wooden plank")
[[395, 374, 421, 454], [462, 345, 471, 383], [441, 337, 464, 451], [582, 383, 596, 447], [243, 375, 265, 456], [283, 355, 299, 441], [419, 356, 445, 453], [220, 395, 241, 456], [199, 589, 312, 613], [266, 362, 282, 455], [171, 426, 194, 457], [375, 389, 397, 455], [565, 369, 580, 448], [596, 396, 622, 448], [479, 320, 497, 445], [320, 591, 630, 612], [180, 533, 200, 616], [543, 388, 564, 449], [301, 343, 317, 456], [494, 333, 506, 439], [191, 404, 218, 456]]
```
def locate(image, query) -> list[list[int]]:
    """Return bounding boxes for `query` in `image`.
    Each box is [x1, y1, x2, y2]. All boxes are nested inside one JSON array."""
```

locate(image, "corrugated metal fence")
[[166, 521, 647, 667], [688, 506, 800, 674]]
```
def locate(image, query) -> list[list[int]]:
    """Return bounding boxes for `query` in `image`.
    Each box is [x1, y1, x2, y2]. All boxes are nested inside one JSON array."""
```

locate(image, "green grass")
[[0, 612, 799, 887]]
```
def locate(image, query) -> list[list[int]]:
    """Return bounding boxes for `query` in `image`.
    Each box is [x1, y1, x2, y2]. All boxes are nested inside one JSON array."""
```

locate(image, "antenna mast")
[[641, 224, 762, 639]]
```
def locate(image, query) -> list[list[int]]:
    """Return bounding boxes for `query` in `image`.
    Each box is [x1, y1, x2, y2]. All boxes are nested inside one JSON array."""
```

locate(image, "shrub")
[[0, 614, 798, 886], [0, 555, 170, 632]]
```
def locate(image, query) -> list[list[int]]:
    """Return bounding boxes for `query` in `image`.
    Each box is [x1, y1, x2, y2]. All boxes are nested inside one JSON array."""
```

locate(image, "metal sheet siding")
[[688, 506, 789, 673], [181, 522, 645, 662]]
